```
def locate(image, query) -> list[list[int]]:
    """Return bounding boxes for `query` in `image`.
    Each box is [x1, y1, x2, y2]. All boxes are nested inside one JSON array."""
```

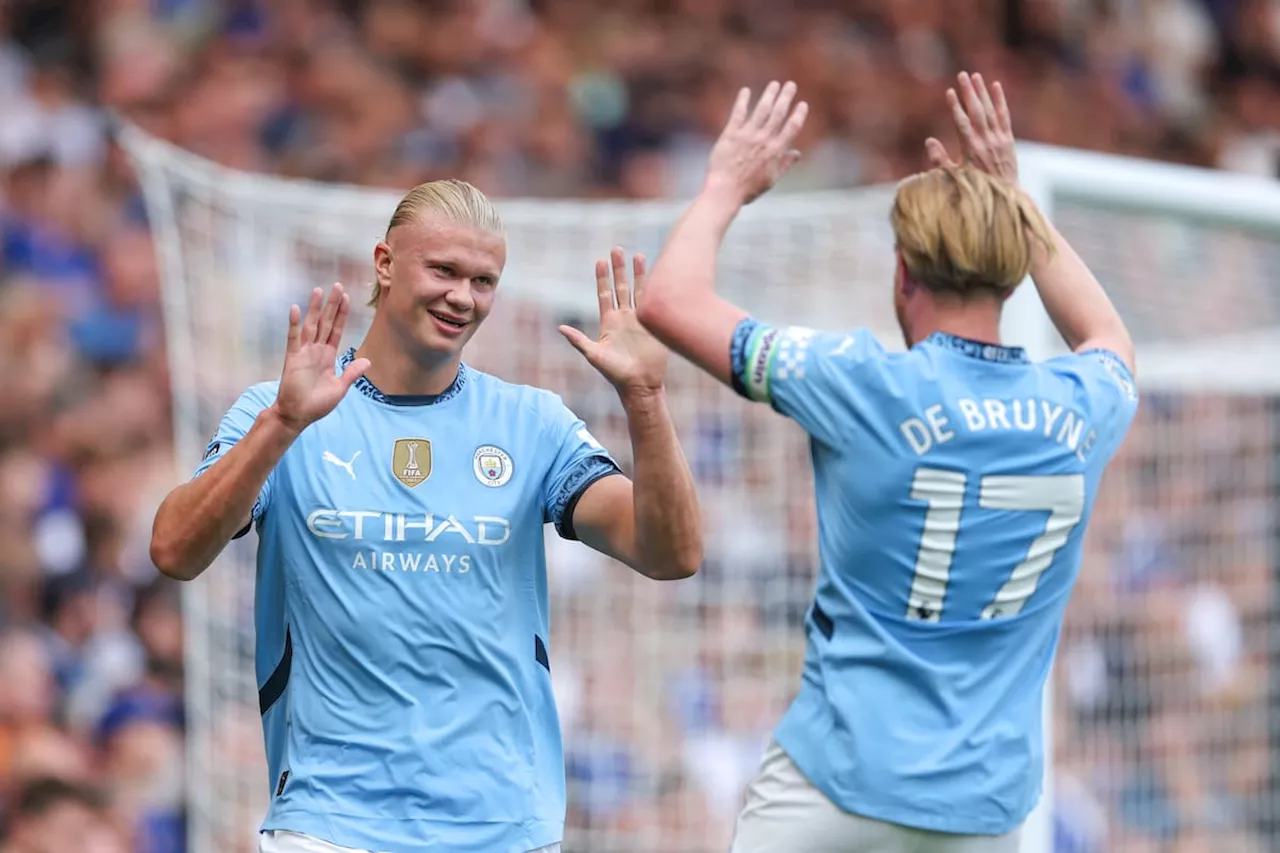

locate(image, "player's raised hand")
[[704, 80, 809, 206], [273, 283, 369, 432], [925, 71, 1019, 186], [559, 248, 668, 397]]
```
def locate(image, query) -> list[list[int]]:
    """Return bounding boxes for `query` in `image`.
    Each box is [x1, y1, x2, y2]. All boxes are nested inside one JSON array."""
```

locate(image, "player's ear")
[[894, 250, 916, 298], [374, 241, 393, 290]]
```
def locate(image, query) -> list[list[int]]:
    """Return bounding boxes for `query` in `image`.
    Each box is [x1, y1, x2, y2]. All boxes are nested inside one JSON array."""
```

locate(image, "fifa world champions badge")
[[473, 445, 514, 487], [392, 438, 432, 488]]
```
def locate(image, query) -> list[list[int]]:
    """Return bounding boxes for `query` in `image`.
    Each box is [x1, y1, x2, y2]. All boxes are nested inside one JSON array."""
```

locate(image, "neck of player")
[[356, 324, 461, 397], [906, 298, 1004, 349]]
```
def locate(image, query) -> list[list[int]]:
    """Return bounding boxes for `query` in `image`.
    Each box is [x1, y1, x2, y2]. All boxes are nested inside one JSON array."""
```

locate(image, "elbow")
[[674, 538, 704, 579], [638, 295, 698, 357], [150, 511, 200, 582], [636, 291, 675, 342], [647, 540, 703, 581], [150, 540, 180, 581], [669, 554, 702, 581], [149, 533, 192, 582]]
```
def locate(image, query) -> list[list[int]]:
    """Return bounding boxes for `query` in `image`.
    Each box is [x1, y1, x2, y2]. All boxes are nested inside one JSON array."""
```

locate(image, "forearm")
[[150, 407, 300, 581], [621, 390, 703, 580], [646, 186, 739, 306], [1029, 218, 1135, 369], [637, 187, 747, 383]]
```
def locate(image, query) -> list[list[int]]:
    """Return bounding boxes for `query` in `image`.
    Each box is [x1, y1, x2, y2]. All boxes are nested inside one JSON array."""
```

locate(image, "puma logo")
[[322, 450, 360, 480], [830, 335, 855, 357]]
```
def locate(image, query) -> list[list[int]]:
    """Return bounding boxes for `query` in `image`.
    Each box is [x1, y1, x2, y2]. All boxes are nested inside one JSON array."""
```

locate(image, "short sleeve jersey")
[[195, 351, 620, 853], [730, 320, 1138, 834]]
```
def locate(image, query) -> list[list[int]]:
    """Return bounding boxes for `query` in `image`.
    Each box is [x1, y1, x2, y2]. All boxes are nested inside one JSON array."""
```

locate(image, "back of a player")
[[631, 70, 1139, 853], [823, 336, 1124, 816], [732, 324, 1138, 850]]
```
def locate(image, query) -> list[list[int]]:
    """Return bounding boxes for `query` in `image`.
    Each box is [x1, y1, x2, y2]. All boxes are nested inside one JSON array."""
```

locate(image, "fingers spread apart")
[[730, 81, 809, 149]]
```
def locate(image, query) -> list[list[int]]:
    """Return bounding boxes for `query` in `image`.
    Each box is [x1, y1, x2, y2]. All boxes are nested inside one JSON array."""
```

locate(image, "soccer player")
[[637, 74, 1137, 853], [148, 181, 703, 853]]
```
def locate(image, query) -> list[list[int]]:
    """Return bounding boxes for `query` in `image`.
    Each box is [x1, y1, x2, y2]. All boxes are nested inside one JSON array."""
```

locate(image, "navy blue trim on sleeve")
[[729, 317, 760, 399], [231, 497, 265, 540], [552, 456, 623, 540]]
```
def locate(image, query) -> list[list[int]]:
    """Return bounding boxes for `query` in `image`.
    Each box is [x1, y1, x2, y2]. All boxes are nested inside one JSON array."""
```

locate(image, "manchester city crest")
[[473, 445, 513, 488]]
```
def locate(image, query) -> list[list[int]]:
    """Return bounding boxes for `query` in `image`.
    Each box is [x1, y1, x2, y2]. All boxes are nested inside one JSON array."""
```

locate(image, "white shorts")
[[259, 829, 561, 853], [730, 741, 1022, 853]]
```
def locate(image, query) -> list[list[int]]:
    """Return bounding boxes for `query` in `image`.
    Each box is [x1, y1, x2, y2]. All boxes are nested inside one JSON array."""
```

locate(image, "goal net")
[[121, 123, 1280, 853]]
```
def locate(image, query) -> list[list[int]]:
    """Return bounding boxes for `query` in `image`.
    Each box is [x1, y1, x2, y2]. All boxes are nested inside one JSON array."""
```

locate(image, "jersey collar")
[[923, 332, 1028, 365], [340, 348, 469, 407]]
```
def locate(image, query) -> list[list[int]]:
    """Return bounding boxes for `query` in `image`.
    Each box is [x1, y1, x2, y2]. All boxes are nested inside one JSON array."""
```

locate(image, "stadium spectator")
[[1, 776, 128, 853]]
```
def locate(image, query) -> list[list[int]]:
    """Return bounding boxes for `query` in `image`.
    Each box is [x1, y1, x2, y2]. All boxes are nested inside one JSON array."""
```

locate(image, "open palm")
[[925, 71, 1020, 187], [560, 249, 668, 395], [274, 284, 370, 431], [705, 80, 809, 206]]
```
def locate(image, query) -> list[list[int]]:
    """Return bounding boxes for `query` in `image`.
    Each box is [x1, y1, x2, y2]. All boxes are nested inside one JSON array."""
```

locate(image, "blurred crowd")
[[0, 0, 1278, 852]]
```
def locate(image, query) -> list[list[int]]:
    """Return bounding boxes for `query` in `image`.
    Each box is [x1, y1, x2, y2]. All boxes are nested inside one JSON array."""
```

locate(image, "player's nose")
[[442, 281, 475, 312]]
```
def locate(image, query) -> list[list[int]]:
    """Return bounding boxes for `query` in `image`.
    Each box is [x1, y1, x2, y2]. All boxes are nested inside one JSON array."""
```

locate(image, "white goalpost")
[[121, 122, 1280, 853]]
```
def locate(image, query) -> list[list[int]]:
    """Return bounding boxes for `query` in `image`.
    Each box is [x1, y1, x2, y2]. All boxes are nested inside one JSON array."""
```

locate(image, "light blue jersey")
[[730, 321, 1138, 835], [195, 350, 620, 853]]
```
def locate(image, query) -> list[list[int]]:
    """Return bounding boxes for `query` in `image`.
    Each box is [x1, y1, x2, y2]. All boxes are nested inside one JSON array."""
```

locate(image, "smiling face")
[[372, 215, 507, 360]]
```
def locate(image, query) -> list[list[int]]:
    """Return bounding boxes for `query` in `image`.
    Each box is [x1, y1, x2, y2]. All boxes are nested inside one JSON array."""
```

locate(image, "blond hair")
[[890, 165, 1053, 299], [369, 179, 505, 307]]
